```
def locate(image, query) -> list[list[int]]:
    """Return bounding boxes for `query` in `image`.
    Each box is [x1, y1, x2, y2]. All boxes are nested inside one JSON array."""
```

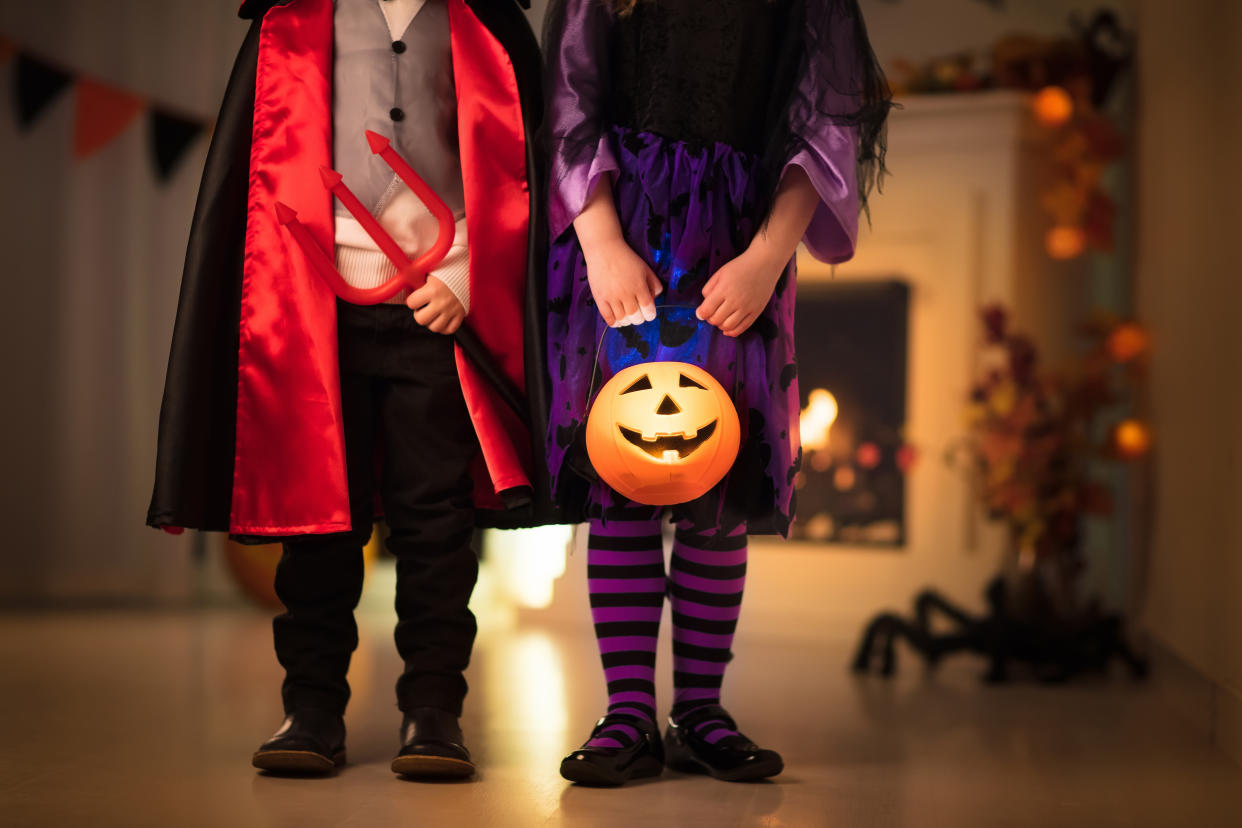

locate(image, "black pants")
[[272, 303, 479, 717]]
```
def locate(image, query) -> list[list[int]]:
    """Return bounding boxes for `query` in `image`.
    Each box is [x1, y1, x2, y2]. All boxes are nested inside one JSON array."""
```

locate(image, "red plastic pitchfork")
[[275, 130, 528, 424]]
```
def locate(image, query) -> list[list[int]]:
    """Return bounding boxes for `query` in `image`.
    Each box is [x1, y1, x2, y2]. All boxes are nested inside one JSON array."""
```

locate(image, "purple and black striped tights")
[[585, 517, 747, 749]]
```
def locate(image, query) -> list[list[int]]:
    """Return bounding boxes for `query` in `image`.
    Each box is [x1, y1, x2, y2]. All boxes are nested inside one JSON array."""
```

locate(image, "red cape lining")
[[229, 0, 532, 535]]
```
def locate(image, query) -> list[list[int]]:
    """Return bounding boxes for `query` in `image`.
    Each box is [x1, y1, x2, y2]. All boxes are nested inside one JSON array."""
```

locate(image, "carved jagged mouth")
[[618, 421, 718, 460]]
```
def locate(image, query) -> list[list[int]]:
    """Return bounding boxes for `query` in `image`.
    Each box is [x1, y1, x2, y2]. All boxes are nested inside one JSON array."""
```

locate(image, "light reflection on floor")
[[484, 630, 570, 777], [1, 537, 1240, 827]]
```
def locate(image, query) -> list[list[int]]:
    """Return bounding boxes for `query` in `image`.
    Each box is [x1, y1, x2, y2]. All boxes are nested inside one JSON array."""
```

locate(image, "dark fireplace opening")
[[792, 279, 910, 546]]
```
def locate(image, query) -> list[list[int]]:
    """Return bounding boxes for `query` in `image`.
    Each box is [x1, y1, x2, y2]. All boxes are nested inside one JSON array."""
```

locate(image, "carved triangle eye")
[[679, 373, 706, 389], [622, 375, 653, 394]]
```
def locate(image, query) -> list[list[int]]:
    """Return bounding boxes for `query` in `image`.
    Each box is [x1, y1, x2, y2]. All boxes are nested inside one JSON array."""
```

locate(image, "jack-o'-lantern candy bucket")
[[585, 361, 741, 505]]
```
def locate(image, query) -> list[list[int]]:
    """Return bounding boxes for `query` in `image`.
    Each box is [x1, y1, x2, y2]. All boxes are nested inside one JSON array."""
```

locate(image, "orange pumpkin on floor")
[[586, 362, 741, 505]]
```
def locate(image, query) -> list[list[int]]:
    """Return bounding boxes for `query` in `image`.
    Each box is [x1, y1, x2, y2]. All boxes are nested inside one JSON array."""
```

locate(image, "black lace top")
[[606, 0, 793, 154]]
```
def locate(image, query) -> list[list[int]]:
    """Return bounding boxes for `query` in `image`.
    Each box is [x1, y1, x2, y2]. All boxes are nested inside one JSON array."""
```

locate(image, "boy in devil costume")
[[146, 0, 551, 777]]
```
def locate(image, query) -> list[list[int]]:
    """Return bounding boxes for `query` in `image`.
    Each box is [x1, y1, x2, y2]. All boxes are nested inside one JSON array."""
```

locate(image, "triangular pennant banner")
[[149, 107, 206, 181], [15, 53, 73, 128], [74, 78, 145, 159]]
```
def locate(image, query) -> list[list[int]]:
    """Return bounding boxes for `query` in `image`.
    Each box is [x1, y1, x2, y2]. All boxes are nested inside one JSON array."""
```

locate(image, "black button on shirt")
[[390, 107, 405, 122], [392, 41, 406, 54]]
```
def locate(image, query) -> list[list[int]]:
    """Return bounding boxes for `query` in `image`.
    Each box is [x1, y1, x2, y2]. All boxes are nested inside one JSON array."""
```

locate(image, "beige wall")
[[528, 1, 1139, 63], [857, 0, 1136, 66], [1134, 0, 1242, 756], [0, 1, 244, 602]]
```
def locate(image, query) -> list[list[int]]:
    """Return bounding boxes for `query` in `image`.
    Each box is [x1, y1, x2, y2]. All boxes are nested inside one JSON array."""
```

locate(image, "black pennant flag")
[[149, 107, 206, 181], [15, 53, 72, 128]]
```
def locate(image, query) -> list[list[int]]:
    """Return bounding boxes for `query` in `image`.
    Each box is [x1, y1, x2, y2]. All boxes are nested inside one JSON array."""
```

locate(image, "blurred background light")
[[1112, 418, 1153, 460], [1032, 84, 1075, 127], [1045, 224, 1088, 260], [799, 387, 839, 452], [480, 525, 572, 611]]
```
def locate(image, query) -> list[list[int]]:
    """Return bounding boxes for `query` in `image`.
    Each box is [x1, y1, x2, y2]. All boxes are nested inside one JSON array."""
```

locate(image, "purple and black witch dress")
[[543, 0, 890, 536]]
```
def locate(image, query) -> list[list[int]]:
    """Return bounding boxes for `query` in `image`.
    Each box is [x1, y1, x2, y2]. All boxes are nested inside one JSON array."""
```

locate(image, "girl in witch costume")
[[544, 0, 890, 784], [147, 0, 555, 777]]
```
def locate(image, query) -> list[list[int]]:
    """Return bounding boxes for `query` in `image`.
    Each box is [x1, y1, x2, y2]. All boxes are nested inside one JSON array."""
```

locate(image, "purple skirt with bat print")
[[545, 125, 802, 536]]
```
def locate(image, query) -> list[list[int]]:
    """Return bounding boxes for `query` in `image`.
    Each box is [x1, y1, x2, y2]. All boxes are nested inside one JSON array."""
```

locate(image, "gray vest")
[[333, 0, 465, 218]]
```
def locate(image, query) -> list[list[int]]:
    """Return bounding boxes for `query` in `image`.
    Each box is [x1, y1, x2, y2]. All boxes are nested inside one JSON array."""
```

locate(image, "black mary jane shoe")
[[559, 713, 665, 787], [252, 708, 346, 774], [663, 705, 783, 782], [391, 707, 475, 779]]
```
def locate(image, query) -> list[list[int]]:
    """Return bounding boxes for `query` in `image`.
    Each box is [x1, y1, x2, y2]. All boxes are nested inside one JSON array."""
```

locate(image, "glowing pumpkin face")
[[585, 362, 741, 506]]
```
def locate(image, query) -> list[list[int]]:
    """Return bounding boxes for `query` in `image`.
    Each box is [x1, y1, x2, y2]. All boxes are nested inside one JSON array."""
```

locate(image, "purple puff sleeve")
[[544, 0, 617, 239], [785, 131, 859, 265], [780, 0, 891, 264]]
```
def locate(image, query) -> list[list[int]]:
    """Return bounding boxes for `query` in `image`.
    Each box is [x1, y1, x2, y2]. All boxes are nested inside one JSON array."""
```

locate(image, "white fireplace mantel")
[[778, 90, 1089, 621]]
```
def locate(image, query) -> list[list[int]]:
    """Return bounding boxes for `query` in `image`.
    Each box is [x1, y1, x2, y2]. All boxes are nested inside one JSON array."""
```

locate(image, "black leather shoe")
[[252, 709, 346, 774], [391, 707, 475, 778], [663, 705, 783, 782], [559, 713, 664, 787]]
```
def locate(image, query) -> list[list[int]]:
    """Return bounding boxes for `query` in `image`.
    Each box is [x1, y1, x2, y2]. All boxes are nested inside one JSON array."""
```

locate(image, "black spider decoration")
[[852, 576, 1148, 683]]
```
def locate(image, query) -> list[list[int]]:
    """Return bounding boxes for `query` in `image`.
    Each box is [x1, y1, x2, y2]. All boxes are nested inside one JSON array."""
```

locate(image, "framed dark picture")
[[791, 279, 910, 546]]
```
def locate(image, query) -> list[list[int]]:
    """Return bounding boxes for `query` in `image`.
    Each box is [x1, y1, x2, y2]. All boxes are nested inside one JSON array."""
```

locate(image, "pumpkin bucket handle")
[[584, 303, 743, 414]]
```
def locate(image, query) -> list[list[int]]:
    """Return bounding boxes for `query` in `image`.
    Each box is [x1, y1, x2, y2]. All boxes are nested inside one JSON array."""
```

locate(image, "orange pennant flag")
[[0, 36, 14, 64], [74, 77, 145, 159]]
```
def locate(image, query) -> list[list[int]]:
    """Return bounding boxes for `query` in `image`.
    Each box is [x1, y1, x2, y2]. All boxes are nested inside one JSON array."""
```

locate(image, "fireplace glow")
[[799, 388, 839, 451], [791, 280, 909, 546]]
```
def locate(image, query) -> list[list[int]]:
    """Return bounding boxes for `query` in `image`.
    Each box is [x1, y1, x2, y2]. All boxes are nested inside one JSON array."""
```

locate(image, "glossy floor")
[[2, 561, 1240, 827]]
